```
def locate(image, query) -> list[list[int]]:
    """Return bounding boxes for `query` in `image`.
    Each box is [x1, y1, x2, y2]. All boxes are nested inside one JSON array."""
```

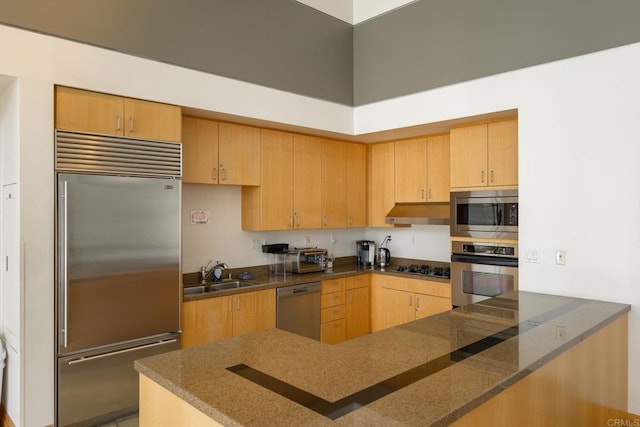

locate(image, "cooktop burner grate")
[[396, 264, 450, 279]]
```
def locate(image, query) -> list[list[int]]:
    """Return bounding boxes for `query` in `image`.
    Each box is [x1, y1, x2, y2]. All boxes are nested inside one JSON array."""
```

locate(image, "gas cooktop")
[[396, 264, 450, 279]]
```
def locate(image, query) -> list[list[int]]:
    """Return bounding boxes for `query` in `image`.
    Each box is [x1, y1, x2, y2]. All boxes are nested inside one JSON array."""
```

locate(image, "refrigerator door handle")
[[61, 180, 69, 348], [67, 339, 178, 365]]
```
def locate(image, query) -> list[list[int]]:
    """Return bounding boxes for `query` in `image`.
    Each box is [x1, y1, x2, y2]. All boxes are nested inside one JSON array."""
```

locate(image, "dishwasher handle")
[[276, 282, 321, 299]]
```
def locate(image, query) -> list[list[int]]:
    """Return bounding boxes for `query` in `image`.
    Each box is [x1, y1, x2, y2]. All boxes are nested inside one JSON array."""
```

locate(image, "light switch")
[[555, 250, 566, 265]]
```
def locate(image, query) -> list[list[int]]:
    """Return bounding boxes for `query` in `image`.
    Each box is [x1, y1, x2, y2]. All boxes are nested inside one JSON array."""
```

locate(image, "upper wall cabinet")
[[242, 132, 367, 231], [242, 129, 294, 231], [394, 134, 450, 203], [346, 143, 367, 227], [450, 119, 518, 189], [55, 86, 181, 142], [368, 142, 395, 228], [182, 118, 261, 185]]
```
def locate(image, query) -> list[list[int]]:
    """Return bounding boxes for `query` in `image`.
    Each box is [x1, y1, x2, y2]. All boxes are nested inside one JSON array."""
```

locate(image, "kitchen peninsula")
[[135, 291, 629, 426]]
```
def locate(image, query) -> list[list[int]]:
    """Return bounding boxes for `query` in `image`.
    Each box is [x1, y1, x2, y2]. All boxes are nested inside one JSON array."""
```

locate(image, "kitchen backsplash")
[[182, 184, 450, 273]]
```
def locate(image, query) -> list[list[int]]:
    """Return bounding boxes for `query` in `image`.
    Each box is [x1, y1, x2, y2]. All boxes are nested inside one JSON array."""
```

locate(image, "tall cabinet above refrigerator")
[[55, 130, 182, 426]]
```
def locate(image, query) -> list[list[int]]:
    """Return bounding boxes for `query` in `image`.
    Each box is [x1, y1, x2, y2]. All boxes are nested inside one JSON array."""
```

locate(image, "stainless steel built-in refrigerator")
[[55, 131, 182, 426]]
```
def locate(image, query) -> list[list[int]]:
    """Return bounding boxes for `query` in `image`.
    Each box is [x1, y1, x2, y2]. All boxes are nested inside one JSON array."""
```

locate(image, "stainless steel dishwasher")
[[276, 282, 321, 340]]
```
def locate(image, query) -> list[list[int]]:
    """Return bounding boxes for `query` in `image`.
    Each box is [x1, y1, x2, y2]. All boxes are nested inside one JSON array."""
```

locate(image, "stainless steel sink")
[[207, 281, 256, 291], [183, 280, 257, 296]]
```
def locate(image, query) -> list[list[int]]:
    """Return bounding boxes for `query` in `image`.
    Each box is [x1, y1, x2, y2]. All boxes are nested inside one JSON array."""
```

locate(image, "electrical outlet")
[[304, 235, 311, 246], [250, 238, 261, 249], [330, 234, 337, 244], [555, 250, 566, 265]]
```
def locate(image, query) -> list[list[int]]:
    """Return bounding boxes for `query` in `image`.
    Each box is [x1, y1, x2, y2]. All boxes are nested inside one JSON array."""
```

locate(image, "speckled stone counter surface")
[[135, 291, 629, 426]]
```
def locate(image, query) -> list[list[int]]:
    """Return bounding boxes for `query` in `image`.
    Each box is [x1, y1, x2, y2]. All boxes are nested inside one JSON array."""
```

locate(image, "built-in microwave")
[[450, 189, 518, 240]]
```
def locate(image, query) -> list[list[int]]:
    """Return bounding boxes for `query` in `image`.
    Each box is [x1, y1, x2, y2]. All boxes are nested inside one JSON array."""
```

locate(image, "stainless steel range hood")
[[385, 202, 450, 225]]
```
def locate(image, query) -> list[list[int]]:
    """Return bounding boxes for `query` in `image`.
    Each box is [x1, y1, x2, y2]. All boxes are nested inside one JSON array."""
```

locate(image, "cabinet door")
[[450, 124, 488, 188], [55, 86, 124, 136], [369, 143, 395, 227], [426, 134, 450, 202], [321, 319, 346, 345], [123, 98, 181, 142], [394, 138, 427, 202], [181, 297, 232, 348], [181, 117, 219, 184], [346, 286, 370, 340], [293, 135, 322, 229], [346, 143, 368, 227], [321, 139, 348, 228], [415, 294, 451, 320], [218, 122, 261, 185], [232, 289, 276, 337], [381, 288, 415, 330], [488, 119, 518, 187], [258, 129, 295, 230]]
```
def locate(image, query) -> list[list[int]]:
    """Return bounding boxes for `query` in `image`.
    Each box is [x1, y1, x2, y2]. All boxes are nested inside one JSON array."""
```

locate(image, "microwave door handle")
[[497, 206, 502, 225]]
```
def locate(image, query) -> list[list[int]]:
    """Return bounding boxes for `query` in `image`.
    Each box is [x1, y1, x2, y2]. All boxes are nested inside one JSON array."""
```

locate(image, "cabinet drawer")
[[321, 291, 345, 308], [322, 278, 346, 294], [321, 318, 346, 345], [345, 274, 370, 290], [321, 304, 346, 323]]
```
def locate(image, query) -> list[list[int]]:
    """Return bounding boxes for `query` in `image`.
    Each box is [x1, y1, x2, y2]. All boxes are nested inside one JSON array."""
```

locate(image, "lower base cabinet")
[[321, 275, 370, 344], [371, 274, 451, 332], [181, 288, 275, 348]]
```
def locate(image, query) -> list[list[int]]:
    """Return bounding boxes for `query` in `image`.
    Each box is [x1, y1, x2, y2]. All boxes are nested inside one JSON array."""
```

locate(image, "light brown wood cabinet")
[[370, 274, 451, 332], [182, 117, 260, 185], [55, 86, 181, 142], [242, 129, 294, 230], [394, 134, 450, 202], [243, 133, 367, 231], [368, 142, 395, 227], [345, 274, 370, 340], [321, 275, 370, 344], [321, 140, 348, 228], [450, 119, 518, 189], [181, 288, 275, 349], [293, 134, 323, 229], [346, 143, 368, 227]]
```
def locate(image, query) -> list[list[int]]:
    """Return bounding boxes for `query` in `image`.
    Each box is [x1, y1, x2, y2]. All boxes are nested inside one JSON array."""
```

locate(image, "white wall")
[[355, 43, 640, 414], [2, 22, 640, 424], [0, 24, 353, 426]]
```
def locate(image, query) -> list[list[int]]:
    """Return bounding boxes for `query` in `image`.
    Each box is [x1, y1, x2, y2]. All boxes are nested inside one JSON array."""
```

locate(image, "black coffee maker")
[[356, 240, 375, 266]]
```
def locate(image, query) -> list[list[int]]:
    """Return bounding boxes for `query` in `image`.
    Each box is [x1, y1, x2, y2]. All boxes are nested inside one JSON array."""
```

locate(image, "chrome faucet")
[[200, 260, 229, 283]]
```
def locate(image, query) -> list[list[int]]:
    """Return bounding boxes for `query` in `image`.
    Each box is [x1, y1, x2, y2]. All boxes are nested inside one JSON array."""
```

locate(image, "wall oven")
[[450, 189, 518, 239], [451, 241, 518, 306]]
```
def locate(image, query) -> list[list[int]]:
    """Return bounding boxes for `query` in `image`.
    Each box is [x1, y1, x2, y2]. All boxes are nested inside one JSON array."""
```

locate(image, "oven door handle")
[[451, 254, 518, 268]]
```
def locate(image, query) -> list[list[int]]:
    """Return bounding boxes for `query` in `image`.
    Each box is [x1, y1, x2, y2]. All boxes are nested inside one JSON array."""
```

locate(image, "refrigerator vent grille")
[[55, 130, 181, 177]]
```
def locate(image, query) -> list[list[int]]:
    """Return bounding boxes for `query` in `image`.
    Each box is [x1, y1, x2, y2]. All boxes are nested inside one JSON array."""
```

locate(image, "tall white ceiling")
[[296, 0, 418, 24]]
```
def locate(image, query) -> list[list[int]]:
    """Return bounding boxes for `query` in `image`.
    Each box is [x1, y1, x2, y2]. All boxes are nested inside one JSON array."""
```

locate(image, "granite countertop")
[[135, 291, 630, 426], [183, 261, 451, 302]]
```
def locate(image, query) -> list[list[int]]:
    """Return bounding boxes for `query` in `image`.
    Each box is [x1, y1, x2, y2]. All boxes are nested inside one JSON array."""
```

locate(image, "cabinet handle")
[[227, 300, 232, 313], [490, 170, 495, 183], [480, 170, 485, 183], [408, 295, 413, 307], [348, 292, 353, 303], [323, 216, 328, 226], [289, 215, 293, 228], [212, 167, 218, 182], [348, 215, 353, 226], [236, 297, 241, 311], [421, 189, 425, 200], [332, 324, 340, 329], [428, 188, 432, 200], [129, 117, 134, 133], [116, 115, 121, 131], [416, 296, 420, 311], [220, 164, 226, 181]]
